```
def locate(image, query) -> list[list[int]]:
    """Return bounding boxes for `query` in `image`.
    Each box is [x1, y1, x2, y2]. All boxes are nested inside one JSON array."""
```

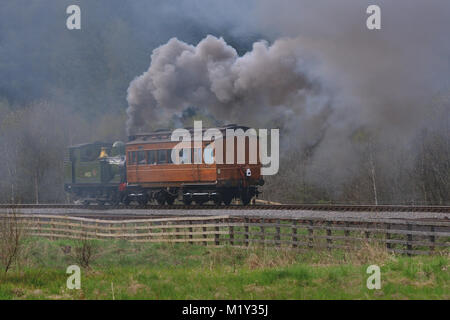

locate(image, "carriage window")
[[157, 150, 167, 164], [180, 148, 191, 164], [204, 147, 214, 164], [193, 148, 202, 164], [146, 150, 156, 165], [128, 151, 137, 164], [167, 150, 173, 164], [137, 151, 146, 165]]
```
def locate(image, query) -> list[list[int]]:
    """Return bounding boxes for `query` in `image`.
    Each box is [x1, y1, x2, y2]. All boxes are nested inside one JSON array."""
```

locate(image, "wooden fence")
[[1, 214, 449, 255]]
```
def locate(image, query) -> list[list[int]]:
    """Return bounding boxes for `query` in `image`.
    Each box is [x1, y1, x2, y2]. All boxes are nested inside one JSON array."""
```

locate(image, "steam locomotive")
[[64, 124, 264, 205]]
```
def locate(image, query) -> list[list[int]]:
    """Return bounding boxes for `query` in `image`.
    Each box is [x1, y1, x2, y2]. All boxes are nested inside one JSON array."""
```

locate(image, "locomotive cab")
[[64, 141, 125, 204]]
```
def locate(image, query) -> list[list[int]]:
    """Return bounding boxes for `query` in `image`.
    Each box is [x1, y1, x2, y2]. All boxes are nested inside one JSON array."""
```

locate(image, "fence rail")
[[1, 214, 449, 255]]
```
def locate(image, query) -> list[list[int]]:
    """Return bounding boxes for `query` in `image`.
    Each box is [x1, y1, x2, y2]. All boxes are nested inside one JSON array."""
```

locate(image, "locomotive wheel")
[[122, 196, 131, 206], [110, 191, 122, 206], [183, 198, 192, 205], [213, 197, 222, 205], [138, 196, 148, 206], [111, 195, 120, 206]]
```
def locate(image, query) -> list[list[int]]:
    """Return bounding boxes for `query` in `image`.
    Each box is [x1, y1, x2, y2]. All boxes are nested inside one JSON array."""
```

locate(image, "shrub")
[[0, 210, 25, 273], [72, 233, 99, 269]]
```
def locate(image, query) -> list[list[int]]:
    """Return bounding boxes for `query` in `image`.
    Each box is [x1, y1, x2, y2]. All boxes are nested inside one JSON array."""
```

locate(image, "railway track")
[[0, 203, 449, 213]]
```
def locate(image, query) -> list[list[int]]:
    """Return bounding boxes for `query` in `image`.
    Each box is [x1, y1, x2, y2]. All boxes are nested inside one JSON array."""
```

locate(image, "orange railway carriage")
[[124, 124, 264, 205]]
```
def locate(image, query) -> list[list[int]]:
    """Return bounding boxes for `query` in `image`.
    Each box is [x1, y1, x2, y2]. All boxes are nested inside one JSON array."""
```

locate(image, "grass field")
[[0, 237, 448, 300]]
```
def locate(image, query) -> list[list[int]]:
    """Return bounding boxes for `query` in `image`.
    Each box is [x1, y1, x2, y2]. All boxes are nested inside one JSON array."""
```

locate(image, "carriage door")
[[193, 147, 202, 182], [136, 148, 147, 184]]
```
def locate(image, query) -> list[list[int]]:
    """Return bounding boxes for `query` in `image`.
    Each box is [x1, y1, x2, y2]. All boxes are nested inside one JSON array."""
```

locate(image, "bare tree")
[[73, 233, 98, 269], [0, 210, 25, 274]]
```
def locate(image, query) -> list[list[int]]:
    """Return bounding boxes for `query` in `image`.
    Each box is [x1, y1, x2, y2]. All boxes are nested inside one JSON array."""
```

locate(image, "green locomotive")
[[64, 141, 126, 204]]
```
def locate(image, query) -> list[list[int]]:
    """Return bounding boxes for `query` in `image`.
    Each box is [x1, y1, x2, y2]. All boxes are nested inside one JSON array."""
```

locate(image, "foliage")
[[72, 234, 99, 269]]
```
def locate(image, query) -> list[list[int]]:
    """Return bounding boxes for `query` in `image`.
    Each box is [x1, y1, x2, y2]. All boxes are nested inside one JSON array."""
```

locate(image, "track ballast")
[[0, 203, 448, 213]]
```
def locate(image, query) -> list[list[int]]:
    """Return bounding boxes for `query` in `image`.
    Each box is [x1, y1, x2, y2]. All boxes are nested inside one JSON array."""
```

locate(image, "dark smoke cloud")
[[253, 0, 450, 184], [127, 0, 449, 189], [126, 35, 330, 143]]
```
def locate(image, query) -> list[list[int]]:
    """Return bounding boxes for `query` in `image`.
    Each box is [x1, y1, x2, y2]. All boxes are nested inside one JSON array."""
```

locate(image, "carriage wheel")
[[213, 196, 222, 205], [240, 189, 252, 205], [241, 196, 251, 206], [222, 194, 233, 205], [166, 196, 175, 205], [156, 192, 166, 205]]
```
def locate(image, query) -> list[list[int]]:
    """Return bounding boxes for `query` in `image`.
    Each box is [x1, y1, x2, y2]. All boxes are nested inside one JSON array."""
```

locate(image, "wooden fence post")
[[407, 224, 413, 256], [326, 221, 332, 250], [276, 219, 281, 247], [203, 224, 207, 246], [244, 218, 249, 247], [260, 218, 265, 246], [80, 220, 84, 240], [292, 220, 297, 248], [429, 226, 435, 252], [308, 220, 314, 248], [67, 219, 72, 239], [229, 222, 234, 246], [344, 222, 350, 247], [176, 226, 181, 241], [214, 219, 220, 246], [37, 216, 41, 236], [189, 220, 193, 245], [365, 222, 370, 239], [134, 222, 138, 241], [50, 218, 55, 240], [386, 223, 391, 250], [147, 221, 153, 242]]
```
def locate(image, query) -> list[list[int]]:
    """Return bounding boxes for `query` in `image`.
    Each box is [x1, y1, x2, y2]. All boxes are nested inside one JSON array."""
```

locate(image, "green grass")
[[0, 238, 448, 299]]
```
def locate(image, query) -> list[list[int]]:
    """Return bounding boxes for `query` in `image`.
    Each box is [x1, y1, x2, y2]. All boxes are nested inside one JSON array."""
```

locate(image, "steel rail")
[[0, 203, 449, 213]]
